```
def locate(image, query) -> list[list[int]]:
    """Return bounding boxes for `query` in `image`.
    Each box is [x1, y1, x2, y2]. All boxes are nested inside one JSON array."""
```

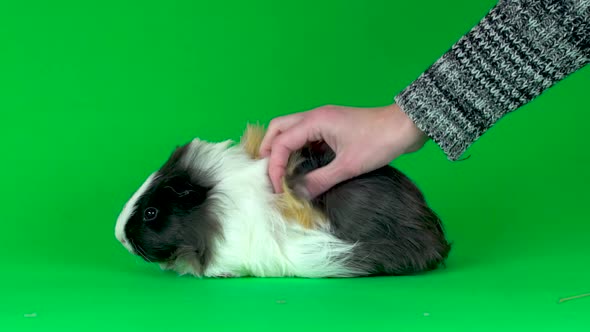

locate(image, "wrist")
[[384, 103, 429, 154]]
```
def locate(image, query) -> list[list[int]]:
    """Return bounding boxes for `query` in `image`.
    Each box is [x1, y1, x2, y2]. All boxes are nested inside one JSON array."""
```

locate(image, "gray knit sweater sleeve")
[[394, 0, 589, 161]]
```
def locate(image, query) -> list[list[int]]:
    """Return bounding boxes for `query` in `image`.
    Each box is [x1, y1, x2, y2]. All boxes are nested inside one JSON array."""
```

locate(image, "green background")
[[1, 0, 589, 331]]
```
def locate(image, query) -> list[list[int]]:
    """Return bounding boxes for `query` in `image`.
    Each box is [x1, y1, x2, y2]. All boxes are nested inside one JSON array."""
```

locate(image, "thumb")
[[303, 156, 357, 199]]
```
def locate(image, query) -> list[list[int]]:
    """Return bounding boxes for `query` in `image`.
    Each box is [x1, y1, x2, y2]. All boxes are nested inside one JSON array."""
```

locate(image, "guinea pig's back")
[[286, 143, 451, 276]]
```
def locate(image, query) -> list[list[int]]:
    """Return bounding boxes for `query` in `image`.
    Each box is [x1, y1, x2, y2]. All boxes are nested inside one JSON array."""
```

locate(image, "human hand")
[[259, 103, 429, 199]]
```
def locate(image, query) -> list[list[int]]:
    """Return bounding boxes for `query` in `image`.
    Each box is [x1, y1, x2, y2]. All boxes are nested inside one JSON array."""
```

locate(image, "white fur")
[[115, 173, 157, 254], [116, 138, 362, 278]]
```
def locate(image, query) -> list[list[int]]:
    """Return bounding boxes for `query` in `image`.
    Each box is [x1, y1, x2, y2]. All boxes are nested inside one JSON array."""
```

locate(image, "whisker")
[[130, 238, 152, 263], [137, 247, 152, 263], [137, 246, 152, 263]]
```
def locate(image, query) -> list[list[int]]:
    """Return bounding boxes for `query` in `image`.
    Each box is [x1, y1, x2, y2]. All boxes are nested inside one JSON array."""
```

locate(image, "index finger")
[[267, 121, 319, 193], [259, 113, 305, 157]]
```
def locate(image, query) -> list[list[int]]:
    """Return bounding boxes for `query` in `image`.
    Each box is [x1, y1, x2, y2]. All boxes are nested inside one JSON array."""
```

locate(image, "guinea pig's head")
[[115, 141, 224, 275]]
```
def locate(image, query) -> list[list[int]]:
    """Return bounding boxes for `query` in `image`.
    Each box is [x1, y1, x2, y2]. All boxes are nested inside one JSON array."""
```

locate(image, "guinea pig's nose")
[[121, 239, 127, 244]]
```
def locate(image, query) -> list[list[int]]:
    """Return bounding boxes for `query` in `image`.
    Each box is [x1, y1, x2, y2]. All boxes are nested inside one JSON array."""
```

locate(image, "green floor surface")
[[1, 1, 589, 331]]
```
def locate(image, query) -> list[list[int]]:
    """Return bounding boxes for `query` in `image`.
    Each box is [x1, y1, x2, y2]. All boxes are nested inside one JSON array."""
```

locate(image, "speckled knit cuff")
[[395, 0, 589, 161]]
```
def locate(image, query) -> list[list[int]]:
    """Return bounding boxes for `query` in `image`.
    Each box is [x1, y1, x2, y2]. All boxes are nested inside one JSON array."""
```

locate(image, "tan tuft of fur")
[[240, 123, 327, 229], [240, 123, 267, 159], [276, 177, 327, 229]]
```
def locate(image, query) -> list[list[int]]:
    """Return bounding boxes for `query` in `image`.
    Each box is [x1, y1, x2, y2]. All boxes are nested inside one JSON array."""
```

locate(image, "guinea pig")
[[114, 124, 451, 278]]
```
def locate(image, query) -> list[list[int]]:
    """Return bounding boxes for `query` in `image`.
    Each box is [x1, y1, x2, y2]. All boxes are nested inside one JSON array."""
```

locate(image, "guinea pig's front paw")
[[217, 273, 237, 278], [159, 262, 174, 270]]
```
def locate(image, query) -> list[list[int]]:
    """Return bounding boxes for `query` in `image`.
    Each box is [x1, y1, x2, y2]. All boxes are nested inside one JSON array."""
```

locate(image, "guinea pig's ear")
[[161, 173, 210, 205], [164, 183, 193, 198]]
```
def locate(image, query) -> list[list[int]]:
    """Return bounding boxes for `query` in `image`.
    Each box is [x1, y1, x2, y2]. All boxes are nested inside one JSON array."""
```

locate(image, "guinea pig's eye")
[[143, 207, 159, 221]]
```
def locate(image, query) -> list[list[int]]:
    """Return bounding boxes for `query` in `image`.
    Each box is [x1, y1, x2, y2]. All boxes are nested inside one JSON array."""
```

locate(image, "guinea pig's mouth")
[[125, 239, 161, 263], [116, 236, 139, 257], [127, 241, 183, 266]]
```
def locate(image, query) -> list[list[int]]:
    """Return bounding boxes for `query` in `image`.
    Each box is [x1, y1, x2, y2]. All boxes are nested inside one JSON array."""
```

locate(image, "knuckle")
[[273, 135, 289, 148], [269, 149, 289, 168], [316, 105, 339, 119], [268, 117, 283, 130], [309, 109, 329, 122]]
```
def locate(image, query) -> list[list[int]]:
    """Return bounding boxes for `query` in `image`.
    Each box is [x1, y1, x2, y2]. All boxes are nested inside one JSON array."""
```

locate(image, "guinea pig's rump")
[[275, 131, 452, 275]]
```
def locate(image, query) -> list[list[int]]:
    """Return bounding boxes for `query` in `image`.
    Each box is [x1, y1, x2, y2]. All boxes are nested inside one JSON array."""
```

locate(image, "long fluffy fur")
[[115, 124, 451, 278], [240, 124, 327, 230]]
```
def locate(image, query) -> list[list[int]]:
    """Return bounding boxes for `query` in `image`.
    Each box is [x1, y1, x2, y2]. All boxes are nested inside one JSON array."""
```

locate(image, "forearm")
[[395, 0, 590, 160]]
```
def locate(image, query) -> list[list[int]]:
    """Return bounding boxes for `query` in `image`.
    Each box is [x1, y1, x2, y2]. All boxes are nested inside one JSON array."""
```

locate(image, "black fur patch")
[[287, 143, 451, 276], [124, 143, 222, 274]]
